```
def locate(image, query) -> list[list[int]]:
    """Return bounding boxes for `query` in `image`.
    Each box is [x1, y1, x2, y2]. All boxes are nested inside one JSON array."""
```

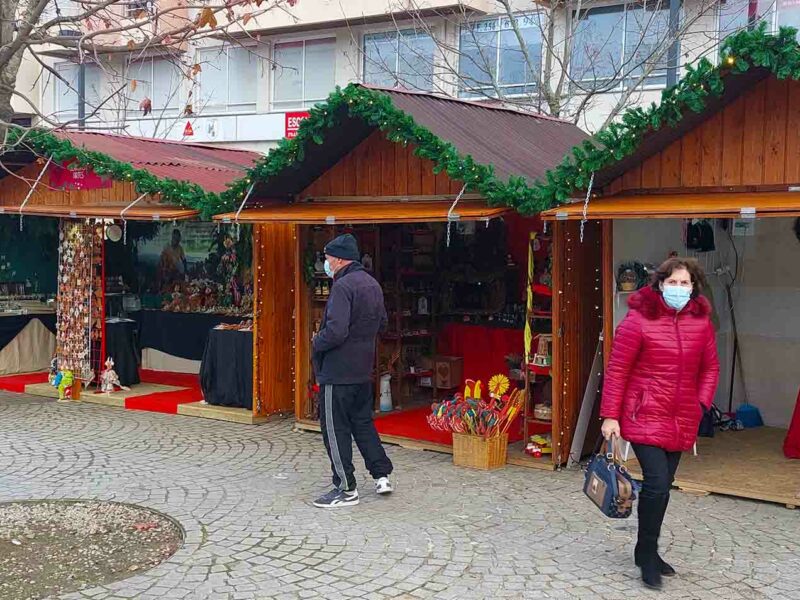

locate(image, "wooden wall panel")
[[0, 162, 156, 208], [721, 94, 746, 186], [253, 223, 296, 417], [300, 130, 463, 198], [551, 220, 603, 465], [609, 77, 800, 194]]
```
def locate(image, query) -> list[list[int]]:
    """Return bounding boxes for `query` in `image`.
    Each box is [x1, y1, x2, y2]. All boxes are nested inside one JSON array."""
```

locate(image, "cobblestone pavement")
[[0, 394, 798, 600]]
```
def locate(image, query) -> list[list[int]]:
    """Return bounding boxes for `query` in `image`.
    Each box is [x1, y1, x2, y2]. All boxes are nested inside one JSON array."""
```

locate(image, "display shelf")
[[526, 417, 553, 425], [531, 284, 553, 297], [527, 364, 551, 376]]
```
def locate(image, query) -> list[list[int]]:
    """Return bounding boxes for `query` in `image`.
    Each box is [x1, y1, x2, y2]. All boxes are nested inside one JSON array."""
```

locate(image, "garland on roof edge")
[[5, 128, 227, 219], [526, 24, 800, 211]]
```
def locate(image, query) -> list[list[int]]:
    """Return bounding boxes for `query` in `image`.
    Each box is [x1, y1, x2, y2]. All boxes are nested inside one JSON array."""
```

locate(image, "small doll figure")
[[57, 370, 74, 403], [48, 356, 58, 386], [100, 357, 130, 395]]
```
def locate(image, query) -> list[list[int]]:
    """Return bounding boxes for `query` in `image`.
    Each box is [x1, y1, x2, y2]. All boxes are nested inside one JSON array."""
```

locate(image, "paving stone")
[[2, 394, 797, 600]]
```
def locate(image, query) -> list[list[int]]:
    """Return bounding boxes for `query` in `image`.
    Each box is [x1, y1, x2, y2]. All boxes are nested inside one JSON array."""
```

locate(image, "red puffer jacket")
[[601, 286, 720, 452]]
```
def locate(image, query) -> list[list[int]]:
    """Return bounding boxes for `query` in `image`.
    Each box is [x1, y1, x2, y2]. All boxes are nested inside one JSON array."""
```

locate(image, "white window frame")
[[270, 34, 336, 111], [53, 61, 79, 119], [361, 27, 437, 91], [125, 0, 153, 17], [195, 44, 259, 115], [457, 12, 544, 99], [569, 2, 673, 93], [124, 56, 182, 119]]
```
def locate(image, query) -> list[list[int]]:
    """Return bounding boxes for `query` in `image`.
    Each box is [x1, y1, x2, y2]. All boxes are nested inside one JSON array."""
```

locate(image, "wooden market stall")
[[0, 131, 262, 422], [215, 84, 588, 467], [537, 28, 800, 505]]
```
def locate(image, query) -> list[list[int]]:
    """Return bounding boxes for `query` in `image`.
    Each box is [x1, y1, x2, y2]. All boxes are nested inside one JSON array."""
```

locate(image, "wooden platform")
[[624, 427, 800, 508], [177, 401, 269, 425], [507, 440, 557, 471], [25, 382, 181, 407]]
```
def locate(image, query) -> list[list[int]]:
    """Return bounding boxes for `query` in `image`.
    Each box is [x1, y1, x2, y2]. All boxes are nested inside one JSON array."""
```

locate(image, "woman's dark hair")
[[651, 257, 707, 298]]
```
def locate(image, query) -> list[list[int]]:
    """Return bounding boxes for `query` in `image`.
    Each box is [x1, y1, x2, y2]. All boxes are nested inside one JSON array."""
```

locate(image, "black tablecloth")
[[0, 313, 56, 351], [132, 310, 243, 361], [105, 319, 140, 386], [200, 329, 253, 409]]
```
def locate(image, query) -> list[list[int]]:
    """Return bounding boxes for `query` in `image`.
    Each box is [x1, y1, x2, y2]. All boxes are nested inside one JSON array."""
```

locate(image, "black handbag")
[[583, 436, 640, 519]]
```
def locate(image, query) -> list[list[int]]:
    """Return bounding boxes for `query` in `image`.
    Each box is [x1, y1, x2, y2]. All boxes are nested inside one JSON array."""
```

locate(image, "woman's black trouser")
[[631, 444, 681, 561]]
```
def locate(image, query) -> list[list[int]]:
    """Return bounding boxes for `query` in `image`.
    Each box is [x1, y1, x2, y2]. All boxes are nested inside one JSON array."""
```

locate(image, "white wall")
[[612, 218, 800, 428]]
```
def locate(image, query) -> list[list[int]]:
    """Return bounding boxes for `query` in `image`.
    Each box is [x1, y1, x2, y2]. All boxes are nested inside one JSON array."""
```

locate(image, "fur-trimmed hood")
[[628, 285, 712, 320]]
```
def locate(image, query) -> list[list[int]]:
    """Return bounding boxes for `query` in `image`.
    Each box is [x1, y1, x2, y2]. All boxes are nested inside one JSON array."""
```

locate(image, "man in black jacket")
[[312, 234, 394, 508]]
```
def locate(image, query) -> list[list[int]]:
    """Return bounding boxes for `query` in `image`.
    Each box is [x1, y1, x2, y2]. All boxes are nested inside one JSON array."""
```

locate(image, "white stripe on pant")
[[325, 384, 350, 491]]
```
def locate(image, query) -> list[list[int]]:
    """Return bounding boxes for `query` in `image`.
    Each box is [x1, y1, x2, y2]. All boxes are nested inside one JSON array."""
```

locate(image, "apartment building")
[[35, 0, 796, 152]]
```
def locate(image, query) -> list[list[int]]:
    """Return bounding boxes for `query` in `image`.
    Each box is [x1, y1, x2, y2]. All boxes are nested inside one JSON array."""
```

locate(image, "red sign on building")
[[49, 160, 112, 191], [285, 111, 310, 139], [183, 121, 194, 137]]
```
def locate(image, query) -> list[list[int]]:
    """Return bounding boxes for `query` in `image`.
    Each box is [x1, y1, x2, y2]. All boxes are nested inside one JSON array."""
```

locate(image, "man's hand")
[[601, 418, 621, 440]]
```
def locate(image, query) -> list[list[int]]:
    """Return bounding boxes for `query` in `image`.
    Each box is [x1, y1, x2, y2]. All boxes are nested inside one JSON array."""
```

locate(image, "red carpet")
[[0, 372, 48, 393], [125, 387, 203, 414], [125, 370, 202, 414], [374, 407, 531, 446]]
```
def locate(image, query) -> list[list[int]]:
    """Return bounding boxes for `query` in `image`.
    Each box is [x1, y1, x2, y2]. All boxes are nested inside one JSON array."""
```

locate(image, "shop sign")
[[49, 160, 112, 191], [285, 111, 310, 139]]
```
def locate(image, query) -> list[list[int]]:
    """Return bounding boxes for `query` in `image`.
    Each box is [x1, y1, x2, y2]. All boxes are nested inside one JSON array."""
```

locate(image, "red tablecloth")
[[437, 323, 523, 389], [784, 389, 800, 459]]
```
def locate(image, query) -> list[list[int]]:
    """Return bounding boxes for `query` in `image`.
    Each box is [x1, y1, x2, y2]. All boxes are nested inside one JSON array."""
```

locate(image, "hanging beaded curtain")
[[56, 219, 104, 382]]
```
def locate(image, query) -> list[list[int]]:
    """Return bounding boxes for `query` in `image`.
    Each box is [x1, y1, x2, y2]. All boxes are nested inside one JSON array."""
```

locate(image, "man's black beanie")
[[324, 234, 360, 262]]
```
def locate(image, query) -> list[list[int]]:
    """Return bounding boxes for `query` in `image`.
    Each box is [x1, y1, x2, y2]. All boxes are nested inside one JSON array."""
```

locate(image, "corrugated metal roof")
[[370, 86, 588, 183], [58, 131, 261, 193]]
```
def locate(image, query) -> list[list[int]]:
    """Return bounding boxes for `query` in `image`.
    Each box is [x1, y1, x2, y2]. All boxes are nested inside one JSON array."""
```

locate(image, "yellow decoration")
[[473, 380, 482, 400], [464, 378, 475, 399], [489, 374, 510, 398]]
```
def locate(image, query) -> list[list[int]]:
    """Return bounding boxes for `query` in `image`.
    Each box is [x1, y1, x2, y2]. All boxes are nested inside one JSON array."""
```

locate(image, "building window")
[[54, 61, 102, 120], [363, 29, 435, 91], [458, 14, 543, 98], [127, 57, 182, 117], [197, 46, 258, 113], [272, 38, 335, 110], [571, 2, 671, 90], [775, 0, 800, 37], [125, 0, 153, 18]]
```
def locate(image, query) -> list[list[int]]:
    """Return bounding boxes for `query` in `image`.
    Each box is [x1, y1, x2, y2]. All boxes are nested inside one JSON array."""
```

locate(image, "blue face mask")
[[323, 259, 335, 278], [662, 285, 692, 311]]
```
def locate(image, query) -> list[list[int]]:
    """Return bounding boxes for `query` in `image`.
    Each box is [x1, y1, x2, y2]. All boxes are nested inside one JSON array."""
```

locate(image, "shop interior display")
[[523, 232, 555, 458], [301, 219, 526, 421], [105, 222, 254, 318]]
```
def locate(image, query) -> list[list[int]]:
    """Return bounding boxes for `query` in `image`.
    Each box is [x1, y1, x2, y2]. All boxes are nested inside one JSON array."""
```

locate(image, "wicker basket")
[[452, 433, 509, 470]]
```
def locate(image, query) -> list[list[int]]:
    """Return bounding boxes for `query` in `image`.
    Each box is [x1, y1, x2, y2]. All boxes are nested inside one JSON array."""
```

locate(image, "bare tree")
[[0, 0, 299, 137], [355, 0, 749, 129]]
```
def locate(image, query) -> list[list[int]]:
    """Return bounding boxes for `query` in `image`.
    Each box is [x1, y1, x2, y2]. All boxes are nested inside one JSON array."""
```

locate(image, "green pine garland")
[[526, 24, 800, 211], [218, 84, 535, 212], [5, 128, 230, 220]]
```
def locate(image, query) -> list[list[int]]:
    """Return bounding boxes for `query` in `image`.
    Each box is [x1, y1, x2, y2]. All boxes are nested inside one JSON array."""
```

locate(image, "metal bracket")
[[555, 212, 568, 221], [325, 216, 336, 225], [739, 207, 756, 219]]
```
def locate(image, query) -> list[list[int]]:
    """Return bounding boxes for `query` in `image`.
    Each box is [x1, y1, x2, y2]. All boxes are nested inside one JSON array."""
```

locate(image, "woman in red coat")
[[601, 257, 719, 590]]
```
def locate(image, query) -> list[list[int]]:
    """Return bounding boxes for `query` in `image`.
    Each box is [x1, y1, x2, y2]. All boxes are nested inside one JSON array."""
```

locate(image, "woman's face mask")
[[660, 267, 693, 311]]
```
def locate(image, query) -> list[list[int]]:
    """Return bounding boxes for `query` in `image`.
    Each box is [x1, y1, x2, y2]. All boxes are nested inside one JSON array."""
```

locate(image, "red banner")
[[285, 111, 310, 139], [49, 160, 112, 191]]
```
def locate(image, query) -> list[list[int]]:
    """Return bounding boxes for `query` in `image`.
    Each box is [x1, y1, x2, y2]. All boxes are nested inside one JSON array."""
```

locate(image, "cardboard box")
[[434, 355, 463, 390]]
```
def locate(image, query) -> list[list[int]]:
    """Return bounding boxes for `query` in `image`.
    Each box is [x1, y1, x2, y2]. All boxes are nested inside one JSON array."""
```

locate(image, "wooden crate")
[[452, 433, 508, 470]]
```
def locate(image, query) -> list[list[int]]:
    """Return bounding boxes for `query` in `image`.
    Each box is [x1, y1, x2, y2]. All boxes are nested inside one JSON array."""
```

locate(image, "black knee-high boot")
[[635, 492, 664, 589], [635, 493, 676, 576]]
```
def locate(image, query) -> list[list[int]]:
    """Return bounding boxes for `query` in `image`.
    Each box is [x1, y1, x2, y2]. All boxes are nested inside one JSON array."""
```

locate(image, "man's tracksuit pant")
[[319, 382, 393, 491]]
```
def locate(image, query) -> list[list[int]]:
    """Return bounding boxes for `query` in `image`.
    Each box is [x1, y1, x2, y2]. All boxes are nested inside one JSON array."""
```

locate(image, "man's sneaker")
[[312, 488, 359, 508], [375, 477, 393, 495]]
